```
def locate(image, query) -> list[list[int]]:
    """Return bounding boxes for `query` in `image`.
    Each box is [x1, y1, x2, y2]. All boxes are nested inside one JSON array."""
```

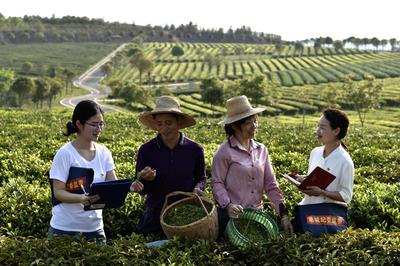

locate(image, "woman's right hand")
[[80, 194, 100, 206], [139, 166, 156, 181], [226, 203, 244, 218]]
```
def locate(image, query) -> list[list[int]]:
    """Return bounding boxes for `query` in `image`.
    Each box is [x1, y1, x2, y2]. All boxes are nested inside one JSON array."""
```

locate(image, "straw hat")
[[218, 95, 265, 125], [138, 96, 196, 130]]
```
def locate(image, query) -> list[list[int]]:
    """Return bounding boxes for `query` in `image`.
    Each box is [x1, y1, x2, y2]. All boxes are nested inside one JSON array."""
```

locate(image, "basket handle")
[[161, 191, 210, 216]]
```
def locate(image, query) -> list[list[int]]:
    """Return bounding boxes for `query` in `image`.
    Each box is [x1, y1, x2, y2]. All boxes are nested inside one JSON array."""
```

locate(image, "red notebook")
[[281, 166, 336, 190]]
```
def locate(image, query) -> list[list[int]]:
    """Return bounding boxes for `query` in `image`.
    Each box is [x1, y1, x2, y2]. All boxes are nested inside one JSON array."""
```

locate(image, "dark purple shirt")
[[136, 133, 206, 209]]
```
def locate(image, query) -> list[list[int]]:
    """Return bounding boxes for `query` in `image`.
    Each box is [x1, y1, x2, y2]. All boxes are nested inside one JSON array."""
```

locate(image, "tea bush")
[[1, 109, 400, 263], [0, 177, 51, 237], [0, 229, 399, 265], [350, 180, 400, 230]]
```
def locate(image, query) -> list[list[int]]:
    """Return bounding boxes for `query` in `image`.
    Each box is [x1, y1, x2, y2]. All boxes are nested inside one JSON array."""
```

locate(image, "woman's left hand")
[[301, 186, 324, 196], [280, 215, 293, 235], [130, 181, 144, 193]]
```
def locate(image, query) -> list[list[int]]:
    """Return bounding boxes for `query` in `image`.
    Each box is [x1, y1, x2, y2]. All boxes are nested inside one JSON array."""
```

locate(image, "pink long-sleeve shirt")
[[211, 136, 284, 214]]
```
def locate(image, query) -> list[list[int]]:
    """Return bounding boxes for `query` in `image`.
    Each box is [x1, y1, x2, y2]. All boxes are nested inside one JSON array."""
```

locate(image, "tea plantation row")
[[111, 42, 400, 85], [1, 109, 399, 264]]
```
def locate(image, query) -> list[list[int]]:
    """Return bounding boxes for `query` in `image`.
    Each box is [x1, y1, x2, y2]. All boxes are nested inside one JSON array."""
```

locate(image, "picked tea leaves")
[[165, 204, 207, 226], [234, 219, 270, 243]]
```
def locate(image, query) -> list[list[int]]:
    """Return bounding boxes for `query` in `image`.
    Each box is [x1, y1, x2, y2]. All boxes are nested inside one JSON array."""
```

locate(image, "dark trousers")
[[136, 207, 165, 237], [217, 207, 230, 239], [48, 226, 106, 244]]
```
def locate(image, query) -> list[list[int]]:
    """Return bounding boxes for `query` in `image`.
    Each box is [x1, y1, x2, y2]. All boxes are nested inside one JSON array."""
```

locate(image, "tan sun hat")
[[218, 95, 265, 125], [138, 95, 196, 130]]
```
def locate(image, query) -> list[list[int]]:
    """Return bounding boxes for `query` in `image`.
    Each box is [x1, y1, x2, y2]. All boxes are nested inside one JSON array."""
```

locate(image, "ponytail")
[[64, 121, 78, 136]]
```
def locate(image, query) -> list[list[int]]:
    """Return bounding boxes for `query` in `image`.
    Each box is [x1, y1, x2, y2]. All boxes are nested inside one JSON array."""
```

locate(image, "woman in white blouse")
[[295, 108, 354, 235], [299, 108, 354, 205]]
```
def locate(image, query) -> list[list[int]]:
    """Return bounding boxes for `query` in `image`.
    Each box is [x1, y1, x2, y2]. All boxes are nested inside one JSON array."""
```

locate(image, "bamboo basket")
[[160, 191, 218, 240], [225, 208, 279, 247]]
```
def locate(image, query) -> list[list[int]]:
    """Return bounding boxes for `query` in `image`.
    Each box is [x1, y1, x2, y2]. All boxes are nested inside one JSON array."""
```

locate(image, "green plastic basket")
[[225, 208, 279, 247]]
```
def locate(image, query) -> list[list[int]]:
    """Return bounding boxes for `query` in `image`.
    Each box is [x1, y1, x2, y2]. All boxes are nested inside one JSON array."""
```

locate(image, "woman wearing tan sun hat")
[[132, 95, 207, 237], [211, 95, 293, 237]]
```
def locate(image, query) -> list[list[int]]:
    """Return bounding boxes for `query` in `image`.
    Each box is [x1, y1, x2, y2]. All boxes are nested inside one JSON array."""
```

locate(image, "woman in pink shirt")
[[211, 95, 293, 237]]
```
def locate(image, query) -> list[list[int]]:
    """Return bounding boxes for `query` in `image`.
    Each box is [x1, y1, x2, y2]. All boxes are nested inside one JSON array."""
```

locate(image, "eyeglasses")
[[85, 121, 106, 129]]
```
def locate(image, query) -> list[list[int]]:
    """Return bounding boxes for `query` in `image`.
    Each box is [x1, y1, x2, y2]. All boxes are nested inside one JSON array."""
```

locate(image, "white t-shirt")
[[299, 145, 354, 206], [49, 142, 115, 232]]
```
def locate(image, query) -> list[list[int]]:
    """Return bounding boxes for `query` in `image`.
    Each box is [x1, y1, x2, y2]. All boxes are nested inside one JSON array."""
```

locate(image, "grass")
[[0, 42, 119, 75], [52, 87, 90, 110]]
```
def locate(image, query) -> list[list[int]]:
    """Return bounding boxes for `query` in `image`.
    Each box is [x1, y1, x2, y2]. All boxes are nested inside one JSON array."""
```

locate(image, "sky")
[[2, 0, 399, 41]]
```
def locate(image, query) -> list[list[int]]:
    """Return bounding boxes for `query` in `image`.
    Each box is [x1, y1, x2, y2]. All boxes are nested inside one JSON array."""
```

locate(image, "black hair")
[[224, 115, 256, 137], [322, 108, 350, 150], [64, 100, 104, 136]]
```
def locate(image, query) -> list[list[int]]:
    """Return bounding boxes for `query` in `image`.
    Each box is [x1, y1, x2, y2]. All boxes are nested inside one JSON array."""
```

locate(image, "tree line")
[[1, 14, 398, 52], [0, 14, 281, 45], [0, 67, 74, 108], [296, 36, 399, 52]]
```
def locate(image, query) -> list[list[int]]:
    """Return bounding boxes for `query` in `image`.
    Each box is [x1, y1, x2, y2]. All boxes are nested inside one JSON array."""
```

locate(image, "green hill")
[[109, 42, 400, 85], [105, 42, 400, 117], [0, 42, 118, 76]]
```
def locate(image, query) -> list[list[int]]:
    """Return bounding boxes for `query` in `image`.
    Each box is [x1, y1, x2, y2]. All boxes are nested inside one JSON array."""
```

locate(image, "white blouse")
[[299, 145, 354, 206]]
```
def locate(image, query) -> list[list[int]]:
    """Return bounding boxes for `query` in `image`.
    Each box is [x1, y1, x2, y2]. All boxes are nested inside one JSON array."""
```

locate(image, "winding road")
[[59, 43, 127, 112]]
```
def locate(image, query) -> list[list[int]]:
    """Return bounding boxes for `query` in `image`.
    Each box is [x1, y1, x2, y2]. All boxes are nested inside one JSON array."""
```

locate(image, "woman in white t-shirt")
[[48, 100, 142, 243]]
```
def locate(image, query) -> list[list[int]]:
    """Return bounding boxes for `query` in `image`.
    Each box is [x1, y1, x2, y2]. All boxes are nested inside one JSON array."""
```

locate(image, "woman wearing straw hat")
[[132, 95, 206, 236], [212, 95, 293, 237]]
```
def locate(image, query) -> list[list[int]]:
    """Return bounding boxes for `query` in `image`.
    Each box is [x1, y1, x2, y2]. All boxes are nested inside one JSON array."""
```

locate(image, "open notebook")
[[281, 166, 336, 190]]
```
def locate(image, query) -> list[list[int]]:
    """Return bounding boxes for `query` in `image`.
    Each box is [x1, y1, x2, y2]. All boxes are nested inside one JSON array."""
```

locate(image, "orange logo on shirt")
[[66, 177, 87, 192], [306, 215, 346, 226]]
